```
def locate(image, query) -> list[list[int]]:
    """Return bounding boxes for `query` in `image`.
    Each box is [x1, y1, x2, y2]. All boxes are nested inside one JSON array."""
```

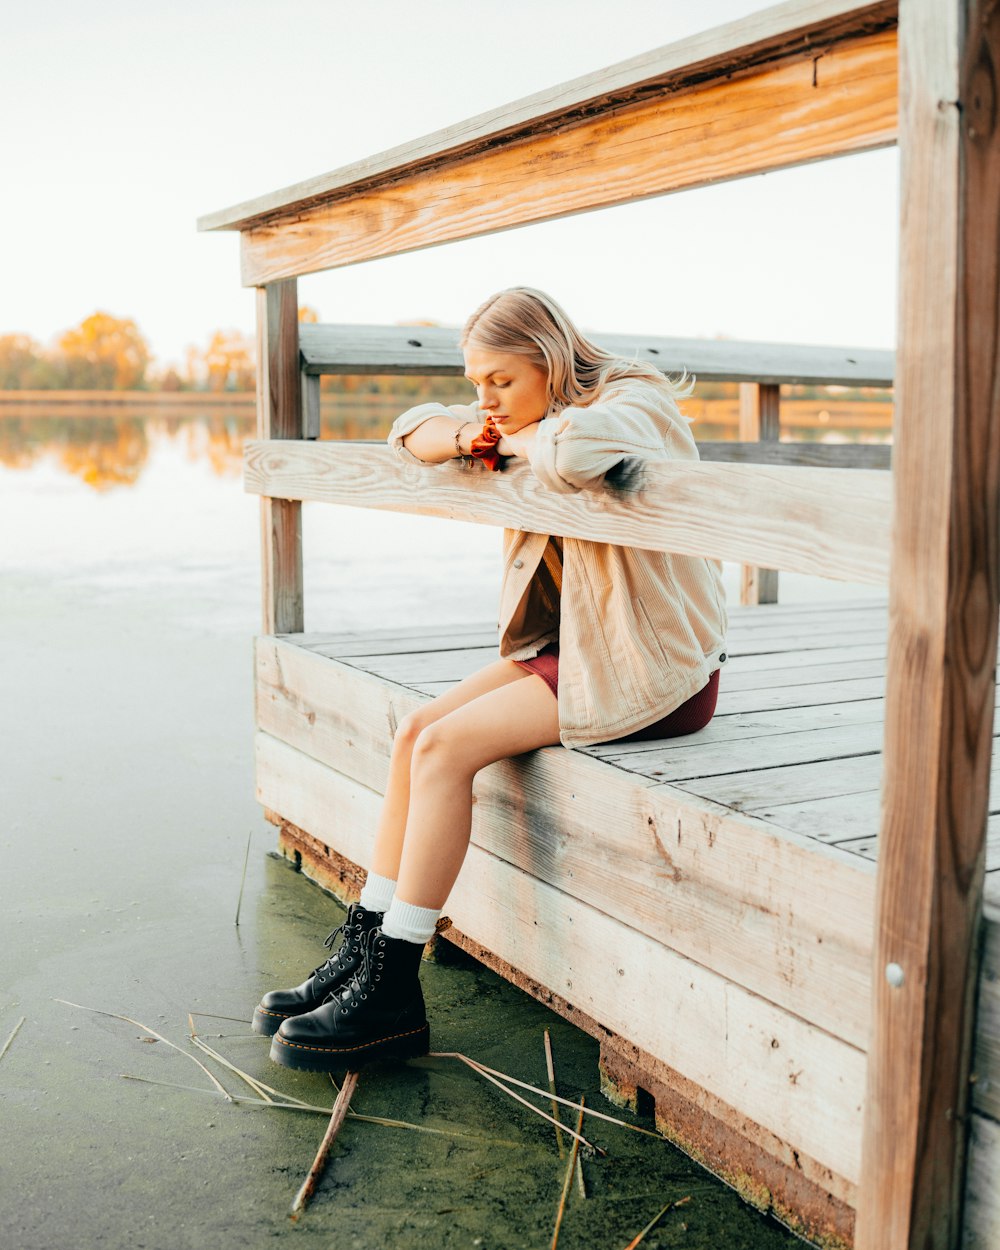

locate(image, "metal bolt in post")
[[885, 962, 905, 988]]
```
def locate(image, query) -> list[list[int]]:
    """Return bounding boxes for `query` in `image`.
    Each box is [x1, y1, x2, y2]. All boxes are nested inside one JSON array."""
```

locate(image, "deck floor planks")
[[307, 597, 1000, 906]]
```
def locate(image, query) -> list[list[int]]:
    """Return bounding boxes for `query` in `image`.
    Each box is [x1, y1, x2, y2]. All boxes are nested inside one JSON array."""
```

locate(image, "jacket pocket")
[[632, 596, 674, 674]]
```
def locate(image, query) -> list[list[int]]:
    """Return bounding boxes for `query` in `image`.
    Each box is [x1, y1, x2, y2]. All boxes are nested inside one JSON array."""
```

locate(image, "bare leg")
[[394, 673, 561, 908], [369, 658, 544, 880]]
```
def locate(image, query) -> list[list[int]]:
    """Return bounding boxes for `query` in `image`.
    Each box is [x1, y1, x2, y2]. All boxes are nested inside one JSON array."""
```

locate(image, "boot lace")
[[311, 916, 357, 982], [333, 927, 384, 1010]]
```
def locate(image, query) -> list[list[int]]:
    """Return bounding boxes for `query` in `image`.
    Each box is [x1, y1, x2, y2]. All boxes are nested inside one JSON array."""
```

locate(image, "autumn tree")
[[0, 334, 57, 389], [199, 328, 256, 391], [58, 312, 151, 390]]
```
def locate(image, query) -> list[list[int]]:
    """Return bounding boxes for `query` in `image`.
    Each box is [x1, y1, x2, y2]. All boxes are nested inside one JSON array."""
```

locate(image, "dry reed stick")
[[234, 829, 252, 927], [543, 1029, 566, 1159], [190, 1035, 275, 1104], [188, 1011, 252, 1025], [56, 999, 231, 1100], [433, 1053, 661, 1140], [0, 1016, 25, 1063], [118, 1073, 530, 1144], [289, 1070, 360, 1221], [621, 1195, 690, 1249], [550, 1099, 585, 1250], [436, 1052, 604, 1157], [574, 1149, 586, 1200]]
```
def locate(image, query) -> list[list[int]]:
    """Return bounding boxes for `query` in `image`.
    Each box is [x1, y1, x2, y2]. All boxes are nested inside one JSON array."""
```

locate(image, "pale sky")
[[4, 0, 898, 368]]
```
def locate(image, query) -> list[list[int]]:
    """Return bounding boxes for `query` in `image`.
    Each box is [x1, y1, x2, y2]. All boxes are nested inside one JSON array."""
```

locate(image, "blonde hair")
[[460, 286, 693, 413]]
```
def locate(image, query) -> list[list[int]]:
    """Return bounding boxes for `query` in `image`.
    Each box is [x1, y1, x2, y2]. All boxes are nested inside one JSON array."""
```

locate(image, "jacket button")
[[513, 559, 524, 569], [719, 652, 727, 663]]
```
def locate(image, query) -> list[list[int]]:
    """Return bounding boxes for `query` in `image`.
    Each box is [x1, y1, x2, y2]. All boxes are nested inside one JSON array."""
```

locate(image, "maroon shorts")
[[515, 643, 720, 742]]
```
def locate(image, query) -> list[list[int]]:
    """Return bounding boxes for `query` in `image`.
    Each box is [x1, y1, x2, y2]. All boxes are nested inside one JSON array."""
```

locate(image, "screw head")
[[886, 962, 905, 988]]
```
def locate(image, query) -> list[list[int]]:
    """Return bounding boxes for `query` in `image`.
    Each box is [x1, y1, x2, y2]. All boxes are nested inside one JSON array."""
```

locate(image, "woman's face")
[[463, 346, 550, 434]]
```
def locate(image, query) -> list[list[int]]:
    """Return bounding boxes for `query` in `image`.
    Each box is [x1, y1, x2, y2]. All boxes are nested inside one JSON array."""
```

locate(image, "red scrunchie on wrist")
[[469, 416, 504, 472]]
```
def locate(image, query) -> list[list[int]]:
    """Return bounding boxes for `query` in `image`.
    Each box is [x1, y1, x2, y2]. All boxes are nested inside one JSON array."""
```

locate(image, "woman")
[[254, 287, 728, 1071]]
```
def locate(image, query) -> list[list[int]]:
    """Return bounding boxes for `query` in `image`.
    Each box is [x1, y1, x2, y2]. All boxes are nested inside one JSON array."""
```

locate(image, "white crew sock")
[[381, 897, 440, 945], [358, 871, 396, 914]]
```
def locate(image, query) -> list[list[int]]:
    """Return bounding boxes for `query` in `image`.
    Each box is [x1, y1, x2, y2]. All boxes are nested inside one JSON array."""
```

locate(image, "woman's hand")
[[497, 422, 541, 459]]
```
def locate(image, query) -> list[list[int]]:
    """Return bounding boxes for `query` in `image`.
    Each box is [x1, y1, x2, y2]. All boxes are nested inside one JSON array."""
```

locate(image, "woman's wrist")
[[454, 420, 477, 458]]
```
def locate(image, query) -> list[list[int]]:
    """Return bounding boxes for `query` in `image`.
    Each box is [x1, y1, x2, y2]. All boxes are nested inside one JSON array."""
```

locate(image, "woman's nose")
[[478, 388, 496, 410]]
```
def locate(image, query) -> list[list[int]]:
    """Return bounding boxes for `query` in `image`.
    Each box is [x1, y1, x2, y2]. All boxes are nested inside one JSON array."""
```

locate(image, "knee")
[[393, 706, 433, 754], [410, 719, 465, 779]]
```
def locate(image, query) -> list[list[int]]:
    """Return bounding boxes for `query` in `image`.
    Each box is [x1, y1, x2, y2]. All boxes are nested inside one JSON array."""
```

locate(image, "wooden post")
[[855, 2, 1000, 1246], [738, 382, 780, 605], [256, 280, 304, 634]]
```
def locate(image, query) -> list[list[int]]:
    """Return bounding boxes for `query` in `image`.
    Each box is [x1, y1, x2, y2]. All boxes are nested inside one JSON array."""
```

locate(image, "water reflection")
[[0, 388, 893, 492]]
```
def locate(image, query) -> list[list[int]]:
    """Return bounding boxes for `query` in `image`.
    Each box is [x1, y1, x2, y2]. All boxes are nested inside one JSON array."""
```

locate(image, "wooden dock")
[[202, 2, 1000, 1245], [254, 597, 1000, 1245]]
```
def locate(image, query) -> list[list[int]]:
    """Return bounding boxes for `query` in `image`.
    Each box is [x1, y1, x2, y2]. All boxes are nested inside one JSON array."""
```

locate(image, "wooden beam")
[[699, 442, 891, 469], [237, 25, 896, 284], [243, 441, 893, 583], [256, 281, 304, 634], [200, 0, 897, 235], [297, 323, 896, 387], [855, 2, 1000, 1247], [740, 383, 782, 604]]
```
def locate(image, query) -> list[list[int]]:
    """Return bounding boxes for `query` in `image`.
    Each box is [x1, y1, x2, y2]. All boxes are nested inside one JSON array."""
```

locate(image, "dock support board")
[[739, 381, 781, 605], [856, 3, 1000, 1247], [255, 279, 303, 634]]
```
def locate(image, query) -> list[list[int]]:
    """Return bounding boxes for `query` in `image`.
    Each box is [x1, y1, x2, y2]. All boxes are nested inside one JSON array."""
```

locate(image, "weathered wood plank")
[[715, 675, 885, 715], [295, 322, 896, 388], [973, 913, 1000, 1122], [607, 723, 886, 782], [236, 26, 896, 284], [244, 442, 893, 583], [255, 637, 875, 1048], [256, 281, 303, 634], [700, 442, 891, 469], [676, 752, 883, 811], [739, 382, 782, 605], [964, 1113, 1000, 1248], [255, 727, 868, 1185], [855, 2, 1000, 1243], [200, 1, 897, 235]]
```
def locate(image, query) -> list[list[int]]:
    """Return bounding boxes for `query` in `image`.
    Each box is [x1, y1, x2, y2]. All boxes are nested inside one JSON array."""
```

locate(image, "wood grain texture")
[[256, 282, 303, 635], [243, 441, 893, 583], [255, 635, 875, 1048], [237, 29, 897, 284], [964, 1113, 1000, 1247], [296, 323, 896, 387], [254, 727, 868, 1184], [200, 0, 896, 233], [855, 2, 1000, 1247], [739, 383, 782, 605], [972, 912, 1000, 1122]]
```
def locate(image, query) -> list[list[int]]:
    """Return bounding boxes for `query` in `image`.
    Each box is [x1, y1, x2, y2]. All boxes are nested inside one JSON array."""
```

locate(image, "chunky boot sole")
[[251, 1003, 293, 1037], [268, 1022, 430, 1073]]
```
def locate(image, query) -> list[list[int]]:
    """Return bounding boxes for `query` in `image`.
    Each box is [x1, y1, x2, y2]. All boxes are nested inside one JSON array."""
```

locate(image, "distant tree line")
[[0, 307, 467, 402]]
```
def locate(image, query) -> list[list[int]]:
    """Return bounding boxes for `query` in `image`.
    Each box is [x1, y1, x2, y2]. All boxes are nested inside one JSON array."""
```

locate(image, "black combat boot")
[[251, 903, 383, 1037], [269, 927, 429, 1071]]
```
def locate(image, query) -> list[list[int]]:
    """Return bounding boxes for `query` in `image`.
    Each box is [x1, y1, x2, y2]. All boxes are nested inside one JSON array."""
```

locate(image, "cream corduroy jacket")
[[388, 379, 728, 748]]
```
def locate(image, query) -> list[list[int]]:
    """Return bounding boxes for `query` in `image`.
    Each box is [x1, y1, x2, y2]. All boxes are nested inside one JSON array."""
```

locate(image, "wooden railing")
[[202, 2, 1000, 1244], [296, 322, 893, 605]]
